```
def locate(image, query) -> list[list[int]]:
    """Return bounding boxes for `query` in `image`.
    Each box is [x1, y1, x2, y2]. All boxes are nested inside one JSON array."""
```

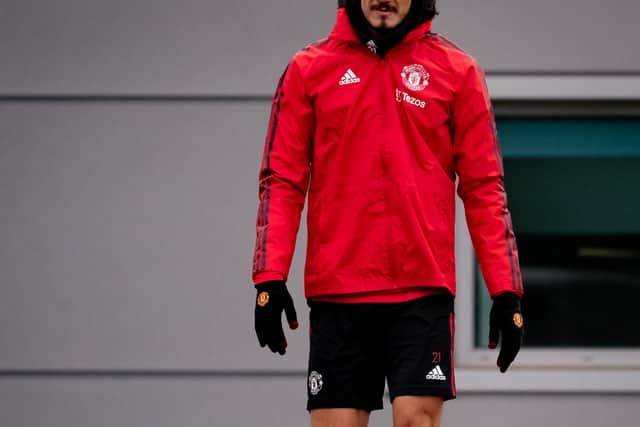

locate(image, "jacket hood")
[[341, 0, 434, 55]]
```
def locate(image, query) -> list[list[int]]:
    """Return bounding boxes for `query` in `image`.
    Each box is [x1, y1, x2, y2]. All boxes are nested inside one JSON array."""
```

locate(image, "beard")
[[369, 1, 401, 30], [371, 16, 393, 30], [344, 0, 425, 55]]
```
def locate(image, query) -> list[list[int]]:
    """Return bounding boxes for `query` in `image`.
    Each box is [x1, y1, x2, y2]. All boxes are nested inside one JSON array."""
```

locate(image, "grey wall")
[[0, 100, 312, 371], [1, 0, 639, 426], [1, 0, 638, 96]]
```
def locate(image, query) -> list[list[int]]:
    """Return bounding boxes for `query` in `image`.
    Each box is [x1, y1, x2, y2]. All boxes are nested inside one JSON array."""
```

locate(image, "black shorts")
[[307, 293, 456, 412]]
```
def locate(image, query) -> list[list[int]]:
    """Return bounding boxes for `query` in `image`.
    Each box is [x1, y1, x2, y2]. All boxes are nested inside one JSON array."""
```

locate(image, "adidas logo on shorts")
[[426, 365, 446, 381]]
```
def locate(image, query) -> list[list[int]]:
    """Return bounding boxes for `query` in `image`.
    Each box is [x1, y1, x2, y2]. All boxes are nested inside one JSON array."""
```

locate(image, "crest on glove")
[[257, 292, 270, 307], [513, 313, 524, 328]]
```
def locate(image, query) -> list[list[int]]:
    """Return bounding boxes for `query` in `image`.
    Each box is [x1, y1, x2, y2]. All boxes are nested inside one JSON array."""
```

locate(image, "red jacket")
[[252, 8, 523, 300]]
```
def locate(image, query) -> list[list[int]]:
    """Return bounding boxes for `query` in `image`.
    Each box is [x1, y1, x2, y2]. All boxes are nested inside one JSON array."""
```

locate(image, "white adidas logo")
[[339, 68, 361, 86], [426, 365, 446, 381]]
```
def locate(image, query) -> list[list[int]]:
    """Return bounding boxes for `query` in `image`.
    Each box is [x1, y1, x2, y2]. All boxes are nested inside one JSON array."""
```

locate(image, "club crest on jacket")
[[401, 64, 430, 91]]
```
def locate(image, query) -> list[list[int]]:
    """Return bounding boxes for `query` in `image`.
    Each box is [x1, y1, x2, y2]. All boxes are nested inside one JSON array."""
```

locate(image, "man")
[[252, 1, 524, 426]]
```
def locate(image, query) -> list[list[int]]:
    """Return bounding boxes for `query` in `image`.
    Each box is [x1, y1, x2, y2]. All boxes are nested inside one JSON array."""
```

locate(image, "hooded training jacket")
[[252, 8, 523, 300]]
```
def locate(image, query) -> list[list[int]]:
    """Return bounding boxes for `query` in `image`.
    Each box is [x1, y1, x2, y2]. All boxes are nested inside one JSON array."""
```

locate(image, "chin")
[[371, 18, 401, 30]]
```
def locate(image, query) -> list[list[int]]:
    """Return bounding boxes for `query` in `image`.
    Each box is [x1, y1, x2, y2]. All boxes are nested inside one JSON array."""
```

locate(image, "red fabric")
[[252, 8, 523, 300], [312, 287, 446, 304], [449, 313, 457, 397]]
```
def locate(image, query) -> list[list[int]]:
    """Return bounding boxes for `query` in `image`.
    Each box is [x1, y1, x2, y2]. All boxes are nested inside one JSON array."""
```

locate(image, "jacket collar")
[[329, 7, 433, 45]]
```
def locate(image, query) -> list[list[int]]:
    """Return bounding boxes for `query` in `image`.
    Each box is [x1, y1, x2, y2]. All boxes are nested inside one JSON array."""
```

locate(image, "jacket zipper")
[[351, 39, 398, 283], [375, 45, 398, 284]]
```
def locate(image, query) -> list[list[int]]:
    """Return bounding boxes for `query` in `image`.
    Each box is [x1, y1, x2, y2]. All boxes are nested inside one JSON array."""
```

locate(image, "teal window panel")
[[497, 118, 640, 158], [505, 158, 640, 235]]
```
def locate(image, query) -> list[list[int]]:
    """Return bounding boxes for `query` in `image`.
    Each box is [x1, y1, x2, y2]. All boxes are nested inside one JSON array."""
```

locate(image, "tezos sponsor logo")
[[395, 88, 426, 109], [309, 371, 323, 395], [401, 64, 430, 91]]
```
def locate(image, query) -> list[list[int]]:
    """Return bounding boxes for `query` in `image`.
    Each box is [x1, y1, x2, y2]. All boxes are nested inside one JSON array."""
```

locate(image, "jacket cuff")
[[489, 288, 524, 299], [253, 271, 286, 285]]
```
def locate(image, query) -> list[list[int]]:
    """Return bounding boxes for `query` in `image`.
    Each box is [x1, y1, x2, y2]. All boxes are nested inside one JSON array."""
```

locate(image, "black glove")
[[488, 292, 524, 373], [254, 280, 299, 355]]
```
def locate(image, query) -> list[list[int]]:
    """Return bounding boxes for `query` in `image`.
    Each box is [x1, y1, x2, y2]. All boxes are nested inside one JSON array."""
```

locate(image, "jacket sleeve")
[[452, 60, 523, 297], [252, 58, 313, 285]]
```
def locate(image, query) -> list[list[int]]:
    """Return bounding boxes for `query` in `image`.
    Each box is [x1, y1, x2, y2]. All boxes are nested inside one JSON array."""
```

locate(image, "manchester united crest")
[[309, 371, 323, 395], [513, 313, 524, 329], [401, 64, 430, 92], [257, 291, 270, 307]]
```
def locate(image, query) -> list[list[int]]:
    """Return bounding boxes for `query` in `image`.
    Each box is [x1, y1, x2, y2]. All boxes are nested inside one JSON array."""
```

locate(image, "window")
[[457, 117, 640, 370]]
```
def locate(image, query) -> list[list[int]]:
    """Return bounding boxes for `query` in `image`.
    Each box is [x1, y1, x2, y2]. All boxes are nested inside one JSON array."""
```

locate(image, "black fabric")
[[488, 292, 524, 373], [306, 293, 456, 412], [254, 280, 299, 355], [342, 0, 430, 57]]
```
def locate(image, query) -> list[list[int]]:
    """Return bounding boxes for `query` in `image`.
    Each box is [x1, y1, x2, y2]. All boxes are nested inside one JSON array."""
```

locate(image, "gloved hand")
[[254, 280, 299, 355], [488, 292, 524, 373]]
